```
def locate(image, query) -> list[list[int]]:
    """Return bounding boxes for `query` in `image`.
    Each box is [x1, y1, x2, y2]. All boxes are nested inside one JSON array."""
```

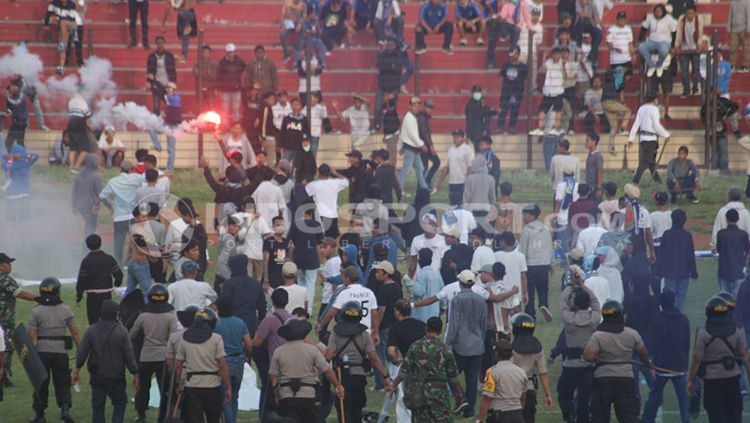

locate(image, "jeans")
[[398, 147, 427, 189], [719, 277, 744, 300], [6, 124, 26, 151], [415, 22, 453, 50], [556, 224, 569, 267], [498, 22, 520, 52], [280, 28, 295, 59], [222, 355, 244, 423], [113, 220, 129, 266], [374, 327, 390, 389], [448, 183, 465, 200], [663, 277, 689, 311], [667, 175, 697, 202], [716, 134, 729, 171], [679, 52, 700, 93], [421, 151, 440, 189], [294, 35, 327, 67], [557, 366, 593, 423], [91, 380, 127, 423], [299, 268, 317, 315], [638, 40, 670, 68], [703, 376, 743, 423], [486, 19, 502, 67], [498, 92, 522, 131], [641, 374, 689, 423], [590, 377, 640, 423], [374, 88, 400, 129], [573, 18, 601, 63], [128, 0, 149, 44], [29, 93, 46, 128], [400, 50, 414, 86], [148, 127, 177, 171], [222, 91, 242, 125], [126, 260, 152, 298], [542, 135, 559, 172], [374, 17, 404, 43], [454, 353, 481, 411], [310, 136, 320, 157], [81, 209, 98, 245], [525, 265, 550, 318], [178, 9, 193, 58]]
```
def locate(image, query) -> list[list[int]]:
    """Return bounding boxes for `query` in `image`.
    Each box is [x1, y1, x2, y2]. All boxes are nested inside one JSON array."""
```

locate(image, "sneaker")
[[540, 306, 553, 322], [40, 125, 50, 132], [282, 56, 290, 63], [176, 54, 186, 64], [618, 128, 629, 136], [567, 129, 575, 135], [415, 48, 427, 55], [647, 67, 656, 77], [459, 37, 468, 46], [400, 85, 409, 94], [324, 51, 332, 57], [477, 38, 485, 46], [453, 401, 469, 415], [739, 66, 750, 73], [442, 47, 454, 55], [528, 128, 545, 136], [656, 67, 664, 78], [56, 66, 65, 76], [486, 63, 496, 70], [127, 41, 137, 49], [2, 179, 11, 191], [69, 168, 79, 174], [664, 113, 672, 121], [578, 111, 588, 119], [693, 86, 701, 96], [735, 130, 743, 139], [400, 42, 411, 52], [545, 127, 561, 135], [689, 197, 700, 204], [680, 90, 689, 99], [608, 145, 617, 156]]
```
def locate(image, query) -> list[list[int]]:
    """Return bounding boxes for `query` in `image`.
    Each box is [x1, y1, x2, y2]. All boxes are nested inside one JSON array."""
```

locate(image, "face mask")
[[472, 92, 482, 101], [303, 145, 311, 152]]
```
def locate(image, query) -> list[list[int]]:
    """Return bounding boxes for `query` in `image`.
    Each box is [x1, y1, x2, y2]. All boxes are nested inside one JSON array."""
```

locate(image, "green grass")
[[2, 167, 749, 422]]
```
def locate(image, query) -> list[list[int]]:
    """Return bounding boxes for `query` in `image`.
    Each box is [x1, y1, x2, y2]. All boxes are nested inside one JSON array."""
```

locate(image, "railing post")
[[526, 30, 534, 170], [414, 54, 420, 96], [197, 30, 204, 166], [86, 27, 94, 58], [709, 30, 719, 170], [305, 36, 312, 141]]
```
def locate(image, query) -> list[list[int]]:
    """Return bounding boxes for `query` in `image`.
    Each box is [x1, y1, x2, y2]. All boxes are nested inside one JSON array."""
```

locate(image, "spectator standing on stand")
[[145, 36, 176, 116], [127, 0, 149, 48], [374, 38, 404, 131], [497, 46, 527, 134], [217, 43, 247, 126], [674, 6, 703, 97], [607, 11, 634, 71], [247, 45, 279, 96], [729, 0, 750, 73], [161, 0, 197, 62], [331, 94, 371, 149], [193, 45, 217, 112], [418, 99, 440, 191]]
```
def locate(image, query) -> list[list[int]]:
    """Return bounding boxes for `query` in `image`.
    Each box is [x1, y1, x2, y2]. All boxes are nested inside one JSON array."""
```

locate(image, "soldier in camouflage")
[[392, 316, 464, 423], [0, 253, 42, 386]]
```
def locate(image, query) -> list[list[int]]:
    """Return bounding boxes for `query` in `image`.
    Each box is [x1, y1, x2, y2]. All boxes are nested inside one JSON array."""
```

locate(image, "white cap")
[[225, 43, 236, 52]]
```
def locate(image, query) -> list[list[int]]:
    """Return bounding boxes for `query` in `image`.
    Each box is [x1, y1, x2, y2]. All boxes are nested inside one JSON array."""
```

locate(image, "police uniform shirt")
[[694, 328, 747, 380], [481, 360, 528, 412], [130, 311, 180, 362], [269, 340, 331, 400], [585, 327, 643, 378], [176, 333, 225, 389], [29, 304, 75, 354], [328, 331, 375, 376], [511, 349, 547, 391], [332, 284, 378, 330], [166, 329, 186, 361]]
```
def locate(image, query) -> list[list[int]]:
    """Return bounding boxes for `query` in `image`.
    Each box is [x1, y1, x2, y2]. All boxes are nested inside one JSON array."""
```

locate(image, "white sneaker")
[[578, 111, 588, 119], [618, 129, 629, 136], [528, 128, 545, 136], [647, 67, 656, 77], [656, 67, 664, 78], [459, 37, 468, 46], [545, 128, 560, 135]]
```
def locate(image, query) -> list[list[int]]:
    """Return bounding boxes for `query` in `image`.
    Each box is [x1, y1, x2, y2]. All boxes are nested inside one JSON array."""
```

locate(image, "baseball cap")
[[452, 129, 465, 137], [567, 248, 584, 261], [0, 253, 15, 264], [410, 96, 421, 105], [120, 160, 135, 171], [372, 261, 394, 275], [277, 159, 291, 172], [479, 264, 494, 274], [457, 270, 476, 285], [443, 224, 462, 239], [345, 150, 363, 159], [225, 43, 236, 52], [594, 246, 610, 256], [282, 262, 298, 277]]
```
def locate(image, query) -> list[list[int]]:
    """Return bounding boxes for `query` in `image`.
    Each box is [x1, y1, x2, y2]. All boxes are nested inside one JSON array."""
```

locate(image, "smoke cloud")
[[0, 43, 44, 82]]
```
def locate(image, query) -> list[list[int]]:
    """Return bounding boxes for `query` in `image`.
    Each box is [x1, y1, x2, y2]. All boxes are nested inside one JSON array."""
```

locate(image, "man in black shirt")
[[242, 82, 263, 153], [262, 216, 291, 290], [373, 261, 403, 391], [716, 209, 750, 298], [334, 150, 374, 204], [497, 47, 527, 135], [418, 99, 440, 191], [374, 38, 405, 130], [246, 151, 276, 182], [600, 68, 632, 136], [279, 98, 309, 165], [371, 149, 402, 204], [75, 235, 124, 325]]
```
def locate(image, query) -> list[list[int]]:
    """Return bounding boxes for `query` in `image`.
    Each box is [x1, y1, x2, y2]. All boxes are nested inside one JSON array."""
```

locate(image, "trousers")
[[703, 376, 743, 423], [525, 265, 550, 318], [86, 292, 112, 325], [557, 366, 593, 423], [590, 377, 640, 423], [33, 352, 72, 414], [91, 380, 127, 423], [185, 386, 224, 423], [128, 0, 149, 44], [632, 141, 661, 184], [337, 374, 367, 423], [135, 360, 166, 420]]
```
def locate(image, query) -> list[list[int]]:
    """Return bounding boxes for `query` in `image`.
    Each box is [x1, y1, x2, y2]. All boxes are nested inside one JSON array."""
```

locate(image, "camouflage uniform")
[[398, 335, 460, 423], [0, 272, 19, 355]]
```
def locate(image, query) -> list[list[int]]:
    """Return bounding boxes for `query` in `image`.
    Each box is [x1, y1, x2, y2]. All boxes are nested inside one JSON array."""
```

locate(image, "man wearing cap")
[[439, 224, 474, 284], [374, 37, 405, 130], [476, 339, 528, 423], [436, 129, 474, 198], [445, 269, 487, 418], [333, 149, 374, 204], [167, 260, 218, 310], [607, 12, 635, 71], [272, 318, 345, 421], [373, 261, 403, 389], [97, 126, 126, 169], [332, 94, 371, 149], [628, 93, 670, 185], [99, 162, 146, 266], [398, 96, 429, 191], [217, 43, 247, 125], [418, 99, 440, 190], [277, 262, 309, 313], [0, 254, 39, 386]]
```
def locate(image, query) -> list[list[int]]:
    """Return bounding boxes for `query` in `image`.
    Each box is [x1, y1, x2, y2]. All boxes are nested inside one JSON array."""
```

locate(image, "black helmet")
[[715, 292, 736, 310], [601, 300, 624, 321], [39, 277, 61, 298], [705, 295, 731, 317], [177, 304, 201, 328], [147, 284, 169, 303], [193, 307, 218, 330], [511, 313, 536, 336], [341, 301, 363, 323]]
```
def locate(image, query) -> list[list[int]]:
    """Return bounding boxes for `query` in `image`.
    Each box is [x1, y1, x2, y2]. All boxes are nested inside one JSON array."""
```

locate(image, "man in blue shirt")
[[456, 0, 485, 47], [416, 0, 454, 55], [214, 296, 253, 423]]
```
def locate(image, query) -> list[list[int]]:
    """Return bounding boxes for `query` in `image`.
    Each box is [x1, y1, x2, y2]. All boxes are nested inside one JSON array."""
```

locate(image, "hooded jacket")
[[2, 145, 39, 198], [624, 280, 659, 352], [328, 244, 364, 286], [462, 156, 496, 213], [655, 210, 698, 279], [72, 154, 103, 214], [597, 247, 624, 303], [221, 255, 266, 336], [520, 220, 553, 266], [650, 301, 690, 372]]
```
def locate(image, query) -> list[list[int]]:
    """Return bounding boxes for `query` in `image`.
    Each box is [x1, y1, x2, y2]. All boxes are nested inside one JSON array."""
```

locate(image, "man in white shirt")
[[234, 199, 273, 281], [305, 164, 349, 238], [549, 138, 580, 189], [252, 177, 287, 229], [494, 231, 528, 309], [276, 262, 308, 313], [576, 211, 607, 255], [470, 228, 495, 272], [710, 187, 750, 251], [441, 193, 477, 245], [529, 47, 567, 136], [98, 125, 126, 169], [167, 260, 218, 310], [436, 129, 474, 198], [409, 214, 448, 277], [316, 265, 381, 342], [397, 97, 429, 190], [332, 94, 371, 149], [637, 5, 677, 77], [272, 91, 293, 130], [607, 12, 634, 69], [413, 270, 490, 317], [628, 93, 670, 184]]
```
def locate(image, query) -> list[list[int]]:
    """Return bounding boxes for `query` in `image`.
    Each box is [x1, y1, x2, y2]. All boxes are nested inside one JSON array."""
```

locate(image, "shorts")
[[68, 131, 96, 153], [539, 95, 563, 112], [649, 74, 673, 95]]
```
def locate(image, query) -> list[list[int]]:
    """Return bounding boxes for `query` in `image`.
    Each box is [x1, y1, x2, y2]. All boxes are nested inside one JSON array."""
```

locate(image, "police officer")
[[392, 317, 464, 423], [687, 295, 750, 423], [28, 277, 81, 423], [174, 308, 232, 423], [0, 253, 41, 386], [477, 339, 528, 423], [325, 301, 391, 423], [129, 283, 179, 422], [270, 318, 345, 422], [510, 313, 553, 423], [556, 284, 600, 423], [584, 300, 652, 423]]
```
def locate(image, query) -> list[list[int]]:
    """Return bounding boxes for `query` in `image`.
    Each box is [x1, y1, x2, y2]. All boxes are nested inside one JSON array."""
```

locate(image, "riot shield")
[[13, 323, 48, 393]]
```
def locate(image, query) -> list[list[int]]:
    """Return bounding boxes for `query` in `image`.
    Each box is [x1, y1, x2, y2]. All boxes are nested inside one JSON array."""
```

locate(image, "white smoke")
[[0, 43, 44, 82], [92, 98, 165, 132]]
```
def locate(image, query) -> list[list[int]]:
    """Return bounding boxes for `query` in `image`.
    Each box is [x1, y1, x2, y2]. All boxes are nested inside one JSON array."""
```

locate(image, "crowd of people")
[[3, 0, 750, 423]]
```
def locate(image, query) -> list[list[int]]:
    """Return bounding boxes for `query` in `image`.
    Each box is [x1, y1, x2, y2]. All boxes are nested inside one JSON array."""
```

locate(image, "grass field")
[[1, 165, 749, 422]]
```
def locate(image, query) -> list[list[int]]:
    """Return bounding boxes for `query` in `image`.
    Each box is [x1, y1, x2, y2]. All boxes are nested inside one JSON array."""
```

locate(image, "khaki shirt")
[[29, 304, 76, 354], [511, 349, 547, 391], [586, 327, 643, 378], [269, 340, 331, 400], [694, 328, 747, 380], [481, 360, 528, 412], [176, 333, 225, 388]]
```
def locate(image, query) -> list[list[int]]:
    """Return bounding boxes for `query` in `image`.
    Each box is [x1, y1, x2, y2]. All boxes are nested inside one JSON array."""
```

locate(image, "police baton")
[[655, 136, 670, 167], [337, 366, 346, 423], [628, 360, 684, 376]]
